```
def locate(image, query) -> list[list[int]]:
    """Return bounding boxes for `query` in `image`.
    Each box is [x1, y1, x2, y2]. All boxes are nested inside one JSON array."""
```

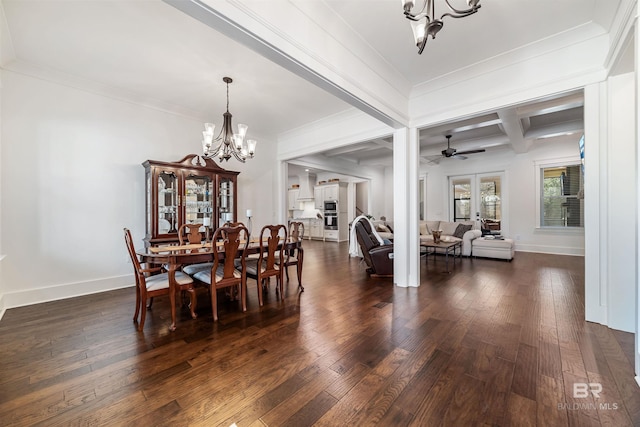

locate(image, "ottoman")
[[472, 237, 515, 261]]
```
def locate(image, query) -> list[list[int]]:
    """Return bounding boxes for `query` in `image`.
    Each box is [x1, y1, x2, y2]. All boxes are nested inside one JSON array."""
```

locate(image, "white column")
[[583, 82, 607, 325], [393, 127, 420, 287], [635, 13, 640, 383]]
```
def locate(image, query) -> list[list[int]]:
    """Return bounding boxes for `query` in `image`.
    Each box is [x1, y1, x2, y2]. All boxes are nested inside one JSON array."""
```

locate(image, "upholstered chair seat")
[[182, 262, 214, 276], [236, 258, 280, 276], [193, 264, 242, 284], [144, 271, 194, 292]]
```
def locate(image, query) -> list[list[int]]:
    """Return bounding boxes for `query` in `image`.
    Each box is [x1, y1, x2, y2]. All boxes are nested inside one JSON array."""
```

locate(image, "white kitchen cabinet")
[[310, 219, 324, 239], [314, 186, 324, 209], [287, 188, 300, 210], [324, 184, 339, 201]]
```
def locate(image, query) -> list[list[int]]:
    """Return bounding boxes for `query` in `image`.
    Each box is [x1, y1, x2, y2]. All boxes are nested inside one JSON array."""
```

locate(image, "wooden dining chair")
[[278, 221, 305, 291], [223, 221, 245, 227], [178, 223, 215, 277], [237, 224, 287, 306], [178, 223, 205, 245], [123, 228, 197, 331], [191, 224, 249, 321]]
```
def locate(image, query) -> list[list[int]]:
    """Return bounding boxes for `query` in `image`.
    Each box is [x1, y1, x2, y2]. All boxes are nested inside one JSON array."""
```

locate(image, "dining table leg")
[[168, 262, 177, 331]]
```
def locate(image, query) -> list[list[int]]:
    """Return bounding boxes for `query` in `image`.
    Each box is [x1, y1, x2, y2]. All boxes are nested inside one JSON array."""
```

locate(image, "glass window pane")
[[541, 165, 583, 227], [452, 178, 471, 221], [219, 177, 234, 227], [479, 175, 501, 231], [185, 174, 213, 228], [158, 171, 178, 234]]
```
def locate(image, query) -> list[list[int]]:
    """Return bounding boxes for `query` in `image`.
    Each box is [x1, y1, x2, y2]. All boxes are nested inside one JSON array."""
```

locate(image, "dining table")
[[136, 237, 303, 331]]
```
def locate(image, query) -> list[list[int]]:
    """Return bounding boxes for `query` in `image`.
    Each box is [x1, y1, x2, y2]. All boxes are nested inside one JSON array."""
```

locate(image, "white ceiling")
[[325, 0, 616, 86], [1, 0, 623, 172]]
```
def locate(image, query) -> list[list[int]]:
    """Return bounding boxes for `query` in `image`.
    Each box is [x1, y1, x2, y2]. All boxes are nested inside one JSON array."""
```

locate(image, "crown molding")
[[411, 23, 607, 100]]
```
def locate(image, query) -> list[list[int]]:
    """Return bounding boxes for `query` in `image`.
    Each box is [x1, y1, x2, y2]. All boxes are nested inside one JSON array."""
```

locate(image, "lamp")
[[202, 77, 257, 163], [402, 0, 481, 54]]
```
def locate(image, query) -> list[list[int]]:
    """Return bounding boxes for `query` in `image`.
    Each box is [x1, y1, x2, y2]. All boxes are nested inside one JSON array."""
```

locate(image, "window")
[[539, 162, 583, 228]]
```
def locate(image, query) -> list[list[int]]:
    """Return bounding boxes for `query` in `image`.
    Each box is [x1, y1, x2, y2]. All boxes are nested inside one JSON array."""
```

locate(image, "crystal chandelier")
[[202, 77, 256, 163], [402, 0, 481, 54]]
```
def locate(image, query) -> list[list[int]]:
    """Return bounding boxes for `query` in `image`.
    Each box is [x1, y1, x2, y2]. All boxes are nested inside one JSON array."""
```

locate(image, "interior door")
[[449, 172, 505, 231]]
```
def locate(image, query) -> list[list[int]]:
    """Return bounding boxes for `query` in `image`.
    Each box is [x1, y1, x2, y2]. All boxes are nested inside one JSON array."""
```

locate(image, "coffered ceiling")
[[0, 0, 626, 173], [299, 90, 585, 170]]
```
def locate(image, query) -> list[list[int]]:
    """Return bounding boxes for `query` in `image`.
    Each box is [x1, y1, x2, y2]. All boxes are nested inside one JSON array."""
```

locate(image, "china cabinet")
[[143, 154, 239, 247]]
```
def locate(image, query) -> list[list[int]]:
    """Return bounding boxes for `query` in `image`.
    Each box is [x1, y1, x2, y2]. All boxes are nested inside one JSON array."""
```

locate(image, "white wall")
[[0, 70, 276, 309], [422, 137, 586, 256]]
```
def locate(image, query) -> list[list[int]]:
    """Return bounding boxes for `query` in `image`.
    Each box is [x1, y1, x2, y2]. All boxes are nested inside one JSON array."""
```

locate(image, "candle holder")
[[246, 209, 253, 236]]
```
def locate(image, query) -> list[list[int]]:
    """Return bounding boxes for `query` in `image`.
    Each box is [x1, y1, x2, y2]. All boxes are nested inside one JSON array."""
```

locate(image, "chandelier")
[[202, 77, 256, 163], [402, 0, 481, 55]]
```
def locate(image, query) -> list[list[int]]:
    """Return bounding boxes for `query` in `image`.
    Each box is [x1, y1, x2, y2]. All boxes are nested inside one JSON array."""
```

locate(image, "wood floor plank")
[[512, 342, 538, 400], [0, 243, 637, 426], [504, 392, 536, 427]]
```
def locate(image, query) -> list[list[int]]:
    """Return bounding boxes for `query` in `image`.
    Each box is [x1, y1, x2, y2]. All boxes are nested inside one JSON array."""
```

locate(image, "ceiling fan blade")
[[423, 155, 443, 165], [454, 149, 486, 156], [452, 154, 467, 160]]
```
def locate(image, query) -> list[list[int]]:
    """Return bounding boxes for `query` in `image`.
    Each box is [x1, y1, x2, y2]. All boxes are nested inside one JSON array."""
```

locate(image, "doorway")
[[449, 172, 505, 232]]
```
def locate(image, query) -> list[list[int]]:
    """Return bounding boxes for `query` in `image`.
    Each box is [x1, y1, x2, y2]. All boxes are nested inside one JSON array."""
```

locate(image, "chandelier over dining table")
[[202, 77, 256, 163], [402, 0, 481, 55]]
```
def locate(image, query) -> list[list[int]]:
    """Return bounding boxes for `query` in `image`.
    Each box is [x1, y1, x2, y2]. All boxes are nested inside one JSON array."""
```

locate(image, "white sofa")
[[419, 220, 481, 257], [370, 219, 482, 257]]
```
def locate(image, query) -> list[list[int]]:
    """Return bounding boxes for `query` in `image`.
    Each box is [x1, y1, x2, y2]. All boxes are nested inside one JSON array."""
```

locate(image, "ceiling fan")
[[424, 135, 486, 165]]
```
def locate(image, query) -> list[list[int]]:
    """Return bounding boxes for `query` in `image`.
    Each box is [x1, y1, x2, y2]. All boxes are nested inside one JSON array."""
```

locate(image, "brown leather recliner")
[[354, 218, 393, 277]]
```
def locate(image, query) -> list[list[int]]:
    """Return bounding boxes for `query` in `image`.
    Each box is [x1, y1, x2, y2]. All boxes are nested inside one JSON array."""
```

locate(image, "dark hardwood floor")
[[1, 240, 639, 426]]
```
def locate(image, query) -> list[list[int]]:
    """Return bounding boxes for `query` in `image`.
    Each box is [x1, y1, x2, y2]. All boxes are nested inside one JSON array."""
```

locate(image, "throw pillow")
[[439, 221, 459, 236], [419, 222, 428, 235], [376, 223, 390, 233], [453, 223, 472, 239]]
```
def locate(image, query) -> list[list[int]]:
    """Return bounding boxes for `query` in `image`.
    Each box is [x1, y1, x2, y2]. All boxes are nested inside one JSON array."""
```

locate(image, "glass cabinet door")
[[218, 176, 235, 227], [158, 171, 178, 234], [184, 173, 213, 228]]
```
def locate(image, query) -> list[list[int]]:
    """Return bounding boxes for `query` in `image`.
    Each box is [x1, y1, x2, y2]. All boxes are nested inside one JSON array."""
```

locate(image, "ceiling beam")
[[370, 138, 393, 150], [323, 144, 374, 157], [163, 0, 407, 128], [515, 92, 583, 117], [524, 119, 583, 139], [497, 108, 531, 154], [420, 113, 501, 139]]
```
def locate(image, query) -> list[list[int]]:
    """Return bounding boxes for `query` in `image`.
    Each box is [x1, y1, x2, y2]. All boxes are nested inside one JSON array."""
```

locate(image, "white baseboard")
[[636, 376, 640, 389], [0, 293, 5, 322], [514, 243, 585, 256], [2, 274, 135, 311]]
